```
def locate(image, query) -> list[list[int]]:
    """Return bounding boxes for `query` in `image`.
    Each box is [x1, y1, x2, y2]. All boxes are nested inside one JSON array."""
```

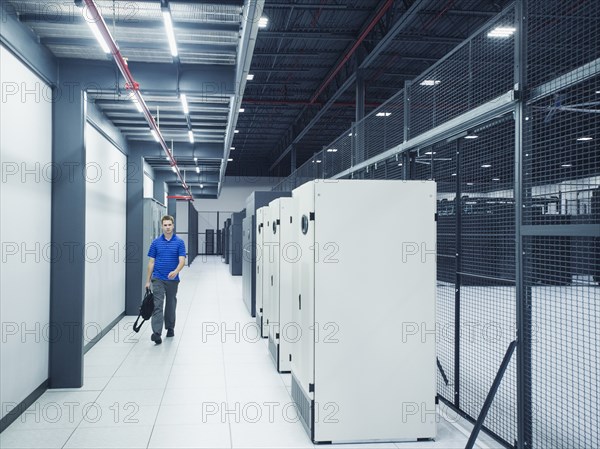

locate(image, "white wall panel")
[[143, 171, 153, 198], [84, 124, 127, 340], [0, 46, 52, 419]]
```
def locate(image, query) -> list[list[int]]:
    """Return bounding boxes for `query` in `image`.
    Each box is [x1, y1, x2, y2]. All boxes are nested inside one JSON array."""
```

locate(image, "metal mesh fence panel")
[[431, 141, 458, 405], [524, 34, 599, 447], [385, 154, 405, 180], [524, 236, 599, 449], [527, 0, 600, 92], [458, 118, 517, 446], [410, 7, 515, 139], [362, 90, 405, 161], [270, 4, 599, 447]]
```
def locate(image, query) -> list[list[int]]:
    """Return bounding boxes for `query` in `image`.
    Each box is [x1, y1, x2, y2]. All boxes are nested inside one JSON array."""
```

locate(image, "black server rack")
[[205, 229, 215, 255], [229, 210, 245, 276], [223, 218, 231, 264]]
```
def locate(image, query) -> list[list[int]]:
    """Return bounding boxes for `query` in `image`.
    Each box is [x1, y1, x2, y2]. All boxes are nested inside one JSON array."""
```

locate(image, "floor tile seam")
[[211, 257, 234, 448], [145, 263, 204, 448], [60, 318, 146, 447]]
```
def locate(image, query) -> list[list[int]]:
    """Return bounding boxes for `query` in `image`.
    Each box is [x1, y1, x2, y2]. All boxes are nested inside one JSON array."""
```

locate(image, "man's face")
[[162, 220, 174, 235]]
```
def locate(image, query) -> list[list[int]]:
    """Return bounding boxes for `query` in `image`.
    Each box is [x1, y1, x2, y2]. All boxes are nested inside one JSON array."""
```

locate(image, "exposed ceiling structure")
[[233, 0, 514, 178], [4, 0, 515, 196]]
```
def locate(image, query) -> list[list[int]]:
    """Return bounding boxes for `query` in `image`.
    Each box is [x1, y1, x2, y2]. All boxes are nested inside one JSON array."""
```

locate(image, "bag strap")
[[133, 314, 145, 333]]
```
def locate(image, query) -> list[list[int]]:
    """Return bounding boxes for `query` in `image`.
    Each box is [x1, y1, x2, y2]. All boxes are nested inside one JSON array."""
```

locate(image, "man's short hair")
[[162, 215, 175, 224]]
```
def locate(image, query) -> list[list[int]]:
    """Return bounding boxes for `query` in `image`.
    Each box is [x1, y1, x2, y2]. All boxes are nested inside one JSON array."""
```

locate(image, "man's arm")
[[168, 256, 186, 280], [146, 257, 155, 289]]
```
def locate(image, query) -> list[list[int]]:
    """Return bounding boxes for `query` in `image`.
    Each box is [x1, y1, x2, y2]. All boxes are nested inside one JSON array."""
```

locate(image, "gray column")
[[49, 63, 86, 388], [168, 197, 177, 218], [153, 179, 167, 204], [125, 143, 146, 315]]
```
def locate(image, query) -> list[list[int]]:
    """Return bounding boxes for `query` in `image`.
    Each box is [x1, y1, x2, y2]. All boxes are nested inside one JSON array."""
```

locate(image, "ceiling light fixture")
[[492, 178, 500, 181], [481, 164, 492, 168], [420, 79, 441, 86], [151, 129, 160, 142], [234, 130, 239, 134], [561, 164, 572, 168], [162, 9, 178, 57], [327, 148, 338, 153], [180, 94, 189, 114], [84, 16, 110, 53], [131, 96, 143, 113], [228, 158, 233, 162], [488, 26, 516, 38], [376, 112, 391, 117], [188, 130, 194, 144], [258, 17, 269, 28], [465, 134, 479, 139], [576, 137, 593, 141], [195, 167, 200, 173], [247, 74, 254, 81], [239, 108, 245, 113], [230, 146, 235, 150]]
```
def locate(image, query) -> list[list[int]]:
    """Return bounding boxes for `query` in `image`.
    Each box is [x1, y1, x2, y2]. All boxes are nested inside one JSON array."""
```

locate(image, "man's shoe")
[[151, 333, 162, 344], [166, 329, 174, 338]]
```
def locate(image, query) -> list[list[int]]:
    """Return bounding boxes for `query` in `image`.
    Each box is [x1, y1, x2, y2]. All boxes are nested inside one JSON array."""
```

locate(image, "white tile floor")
[[1, 256, 504, 448]]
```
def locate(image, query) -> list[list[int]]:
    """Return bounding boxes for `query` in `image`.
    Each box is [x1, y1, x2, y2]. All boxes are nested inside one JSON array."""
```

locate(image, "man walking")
[[145, 215, 186, 344]]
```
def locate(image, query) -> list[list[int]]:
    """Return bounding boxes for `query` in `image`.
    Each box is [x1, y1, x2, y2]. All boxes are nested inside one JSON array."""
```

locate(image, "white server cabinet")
[[255, 206, 272, 337], [267, 197, 296, 372], [290, 179, 437, 444]]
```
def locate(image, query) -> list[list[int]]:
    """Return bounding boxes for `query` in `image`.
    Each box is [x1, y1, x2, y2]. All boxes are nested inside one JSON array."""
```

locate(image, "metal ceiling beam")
[[264, 2, 371, 10], [59, 59, 235, 95], [259, 31, 355, 41], [20, 14, 241, 33], [217, 0, 265, 196], [270, 0, 429, 171], [41, 37, 238, 53], [130, 141, 223, 159]]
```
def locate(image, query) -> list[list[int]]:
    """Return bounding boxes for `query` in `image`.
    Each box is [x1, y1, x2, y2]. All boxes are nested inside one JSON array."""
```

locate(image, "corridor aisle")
[[1, 256, 500, 448]]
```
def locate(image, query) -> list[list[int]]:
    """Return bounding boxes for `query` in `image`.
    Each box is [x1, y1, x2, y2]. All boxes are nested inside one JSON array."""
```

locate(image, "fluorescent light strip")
[[577, 137, 593, 141], [131, 96, 143, 112], [247, 74, 254, 81], [420, 79, 441, 86], [196, 167, 200, 173], [86, 19, 110, 53], [162, 11, 178, 57], [376, 112, 391, 117], [188, 130, 194, 143], [151, 129, 160, 142], [258, 17, 269, 28], [180, 94, 189, 114]]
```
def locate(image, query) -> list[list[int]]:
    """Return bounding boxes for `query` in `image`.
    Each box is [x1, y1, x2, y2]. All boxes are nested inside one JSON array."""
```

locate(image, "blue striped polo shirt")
[[148, 234, 186, 281]]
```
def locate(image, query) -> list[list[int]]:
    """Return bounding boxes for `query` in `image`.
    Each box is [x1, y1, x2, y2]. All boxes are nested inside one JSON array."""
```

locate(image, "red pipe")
[[309, 0, 394, 103], [82, 0, 192, 199], [167, 195, 193, 200]]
